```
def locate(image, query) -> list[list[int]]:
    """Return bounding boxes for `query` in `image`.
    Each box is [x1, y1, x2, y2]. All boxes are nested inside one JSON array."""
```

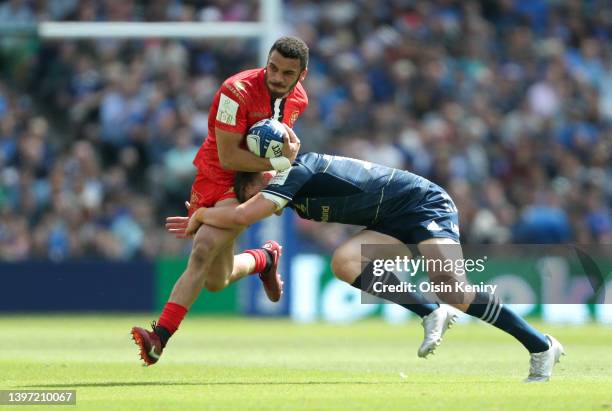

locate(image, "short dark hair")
[[269, 36, 309, 71], [233, 172, 260, 203]]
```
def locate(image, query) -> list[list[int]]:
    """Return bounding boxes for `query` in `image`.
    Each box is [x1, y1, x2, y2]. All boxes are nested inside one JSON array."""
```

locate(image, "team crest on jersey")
[[289, 111, 299, 126], [217, 93, 239, 126]]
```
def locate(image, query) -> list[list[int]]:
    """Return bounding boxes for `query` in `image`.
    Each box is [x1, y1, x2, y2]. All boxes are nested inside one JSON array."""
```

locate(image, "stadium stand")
[[0, 0, 609, 260]]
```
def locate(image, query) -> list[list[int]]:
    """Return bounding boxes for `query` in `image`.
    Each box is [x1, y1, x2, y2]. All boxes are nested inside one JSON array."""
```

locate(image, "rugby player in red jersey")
[[131, 36, 309, 365]]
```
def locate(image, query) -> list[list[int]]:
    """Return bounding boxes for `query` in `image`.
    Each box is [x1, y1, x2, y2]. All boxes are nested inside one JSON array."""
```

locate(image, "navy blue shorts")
[[367, 182, 460, 244]]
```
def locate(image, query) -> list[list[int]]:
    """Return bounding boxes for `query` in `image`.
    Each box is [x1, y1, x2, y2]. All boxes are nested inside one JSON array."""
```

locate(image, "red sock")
[[157, 302, 188, 335], [243, 249, 268, 274]]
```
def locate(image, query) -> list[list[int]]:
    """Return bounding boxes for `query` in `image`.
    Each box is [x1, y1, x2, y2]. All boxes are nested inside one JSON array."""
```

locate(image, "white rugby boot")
[[417, 306, 457, 358], [524, 335, 565, 383]]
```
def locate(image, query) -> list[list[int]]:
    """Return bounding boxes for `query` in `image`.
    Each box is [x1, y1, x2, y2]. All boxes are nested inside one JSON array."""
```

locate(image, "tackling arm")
[[188, 193, 278, 232]]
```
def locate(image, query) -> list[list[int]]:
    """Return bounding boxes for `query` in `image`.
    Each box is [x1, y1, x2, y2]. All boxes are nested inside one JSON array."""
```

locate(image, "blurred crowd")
[[0, 0, 610, 261], [0, 0, 259, 24]]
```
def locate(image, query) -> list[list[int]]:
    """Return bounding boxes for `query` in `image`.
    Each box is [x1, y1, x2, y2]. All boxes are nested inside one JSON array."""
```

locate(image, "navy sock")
[[351, 263, 439, 318], [465, 292, 549, 353]]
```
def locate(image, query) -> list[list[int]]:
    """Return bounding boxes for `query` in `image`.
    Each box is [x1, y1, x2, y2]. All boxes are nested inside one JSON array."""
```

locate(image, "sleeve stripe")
[[261, 192, 289, 210], [261, 189, 292, 201]]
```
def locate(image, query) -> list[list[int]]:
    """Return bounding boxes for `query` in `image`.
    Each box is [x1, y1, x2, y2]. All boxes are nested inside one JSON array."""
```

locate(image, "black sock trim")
[[154, 326, 172, 348], [262, 249, 274, 272]]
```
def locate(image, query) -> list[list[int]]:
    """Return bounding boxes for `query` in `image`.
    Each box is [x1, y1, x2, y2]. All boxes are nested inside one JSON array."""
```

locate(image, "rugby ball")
[[246, 119, 285, 158]]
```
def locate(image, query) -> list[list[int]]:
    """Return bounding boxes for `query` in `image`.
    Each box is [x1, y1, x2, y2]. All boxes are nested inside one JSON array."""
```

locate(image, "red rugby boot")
[[131, 322, 163, 366], [259, 240, 284, 302]]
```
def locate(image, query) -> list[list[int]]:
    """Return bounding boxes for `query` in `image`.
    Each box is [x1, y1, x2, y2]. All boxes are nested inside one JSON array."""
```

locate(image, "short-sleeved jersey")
[[260, 153, 432, 226], [193, 68, 308, 186]]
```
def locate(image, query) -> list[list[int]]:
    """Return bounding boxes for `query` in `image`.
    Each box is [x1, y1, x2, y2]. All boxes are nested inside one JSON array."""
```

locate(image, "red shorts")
[[188, 171, 237, 216]]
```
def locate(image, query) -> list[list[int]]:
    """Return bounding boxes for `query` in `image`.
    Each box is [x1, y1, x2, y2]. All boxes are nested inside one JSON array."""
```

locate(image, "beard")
[[265, 73, 300, 99]]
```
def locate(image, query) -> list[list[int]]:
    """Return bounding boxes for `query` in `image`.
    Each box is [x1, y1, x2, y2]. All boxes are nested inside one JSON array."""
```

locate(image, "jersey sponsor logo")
[[270, 169, 290, 185], [217, 93, 239, 126], [321, 206, 330, 222]]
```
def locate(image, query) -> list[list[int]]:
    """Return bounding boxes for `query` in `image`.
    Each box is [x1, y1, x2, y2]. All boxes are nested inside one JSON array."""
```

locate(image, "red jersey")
[[193, 68, 308, 186]]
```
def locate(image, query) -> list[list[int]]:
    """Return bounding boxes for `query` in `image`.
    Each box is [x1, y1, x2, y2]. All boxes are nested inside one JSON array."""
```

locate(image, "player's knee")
[[190, 235, 220, 265], [331, 251, 353, 283], [204, 277, 226, 292]]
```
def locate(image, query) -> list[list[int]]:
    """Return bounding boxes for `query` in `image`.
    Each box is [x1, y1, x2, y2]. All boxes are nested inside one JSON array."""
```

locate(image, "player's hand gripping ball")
[[246, 118, 285, 158]]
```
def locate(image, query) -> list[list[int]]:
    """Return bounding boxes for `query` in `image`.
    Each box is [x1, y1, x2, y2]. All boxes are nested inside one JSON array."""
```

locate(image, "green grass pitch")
[[0, 315, 610, 410]]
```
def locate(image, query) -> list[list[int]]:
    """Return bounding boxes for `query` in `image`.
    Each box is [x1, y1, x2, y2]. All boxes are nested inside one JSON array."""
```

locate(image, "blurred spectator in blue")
[[0, 0, 36, 26]]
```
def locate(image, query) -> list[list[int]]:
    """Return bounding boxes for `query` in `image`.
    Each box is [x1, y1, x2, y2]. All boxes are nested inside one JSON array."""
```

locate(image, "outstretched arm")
[[166, 194, 279, 237]]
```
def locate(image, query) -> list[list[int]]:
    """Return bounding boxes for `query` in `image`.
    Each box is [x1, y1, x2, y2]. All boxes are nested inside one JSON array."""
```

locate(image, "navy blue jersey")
[[260, 153, 432, 226]]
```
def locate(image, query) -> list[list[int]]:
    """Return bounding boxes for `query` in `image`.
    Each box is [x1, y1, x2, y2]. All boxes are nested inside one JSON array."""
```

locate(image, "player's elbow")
[[217, 144, 238, 170], [218, 154, 235, 170]]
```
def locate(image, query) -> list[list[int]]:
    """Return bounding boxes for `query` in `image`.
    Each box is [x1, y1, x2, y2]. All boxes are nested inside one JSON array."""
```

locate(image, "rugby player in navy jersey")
[[167, 152, 565, 382]]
